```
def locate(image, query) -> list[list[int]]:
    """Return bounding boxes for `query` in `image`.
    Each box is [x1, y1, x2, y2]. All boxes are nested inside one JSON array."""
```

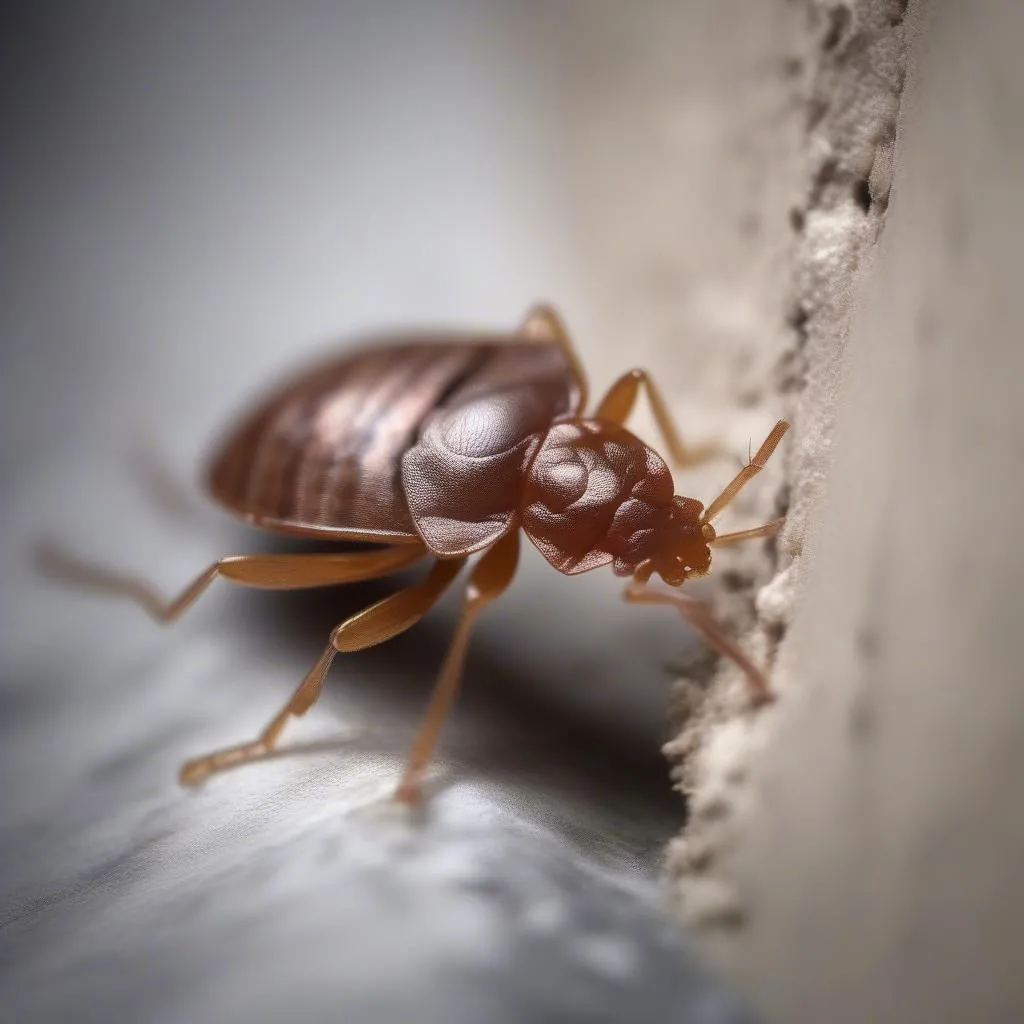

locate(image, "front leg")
[[594, 368, 721, 469], [394, 529, 521, 804], [624, 575, 773, 706]]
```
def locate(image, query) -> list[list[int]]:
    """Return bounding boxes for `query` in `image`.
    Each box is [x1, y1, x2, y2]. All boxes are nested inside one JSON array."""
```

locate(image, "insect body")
[[42, 305, 787, 803]]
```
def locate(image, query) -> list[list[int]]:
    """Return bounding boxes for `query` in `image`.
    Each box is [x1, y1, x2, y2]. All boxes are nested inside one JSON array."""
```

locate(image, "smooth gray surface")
[[0, 4, 752, 1021], [1, 773, 753, 1024]]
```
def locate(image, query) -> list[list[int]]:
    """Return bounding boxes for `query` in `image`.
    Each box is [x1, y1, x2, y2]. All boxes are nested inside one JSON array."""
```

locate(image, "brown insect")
[[41, 304, 788, 803]]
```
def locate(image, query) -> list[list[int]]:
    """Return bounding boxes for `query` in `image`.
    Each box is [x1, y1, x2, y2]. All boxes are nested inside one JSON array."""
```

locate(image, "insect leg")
[[393, 528, 520, 804], [593, 369, 722, 468], [516, 303, 589, 413], [624, 578, 773, 706], [179, 556, 467, 785], [36, 541, 427, 622], [709, 518, 786, 547], [702, 420, 789, 524]]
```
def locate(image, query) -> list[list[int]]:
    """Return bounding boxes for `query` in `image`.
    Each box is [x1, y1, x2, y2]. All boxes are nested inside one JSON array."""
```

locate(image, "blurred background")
[[0, 3, 799, 1020]]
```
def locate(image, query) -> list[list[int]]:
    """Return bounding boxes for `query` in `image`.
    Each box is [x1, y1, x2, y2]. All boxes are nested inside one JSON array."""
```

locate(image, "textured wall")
[[554, 0, 805, 454], [666, 0, 909, 930], [672, 1, 1024, 1021]]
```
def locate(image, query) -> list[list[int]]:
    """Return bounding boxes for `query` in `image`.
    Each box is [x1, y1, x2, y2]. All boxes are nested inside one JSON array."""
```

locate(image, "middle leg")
[[393, 529, 521, 803], [179, 556, 466, 784]]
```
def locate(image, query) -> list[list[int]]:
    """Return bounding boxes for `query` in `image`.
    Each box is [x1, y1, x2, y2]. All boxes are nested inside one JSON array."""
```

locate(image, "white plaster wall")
[[665, 0, 910, 931], [681, 1, 1024, 1020]]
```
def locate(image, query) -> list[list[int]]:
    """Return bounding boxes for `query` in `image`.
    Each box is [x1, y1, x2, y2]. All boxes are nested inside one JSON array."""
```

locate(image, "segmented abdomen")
[[206, 337, 578, 542]]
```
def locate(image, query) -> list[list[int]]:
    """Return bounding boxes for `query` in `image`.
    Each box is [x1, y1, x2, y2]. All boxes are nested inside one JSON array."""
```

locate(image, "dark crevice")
[[720, 569, 755, 594], [775, 348, 807, 395], [890, 0, 910, 25], [808, 155, 840, 207], [765, 619, 787, 647], [853, 176, 872, 213], [777, 299, 811, 393], [806, 96, 828, 132], [782, 55, 804, 78], [787, 304, 810, 346], [773, 482, 792, 520], [822, 5, 852, 52]]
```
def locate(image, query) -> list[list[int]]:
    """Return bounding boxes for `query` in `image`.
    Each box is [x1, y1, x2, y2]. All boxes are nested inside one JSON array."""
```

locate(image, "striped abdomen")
[[206, 335, 580, 543]]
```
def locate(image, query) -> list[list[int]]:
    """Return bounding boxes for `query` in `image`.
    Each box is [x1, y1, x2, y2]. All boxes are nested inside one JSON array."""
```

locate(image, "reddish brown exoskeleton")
[[41, 305, 787, 803]]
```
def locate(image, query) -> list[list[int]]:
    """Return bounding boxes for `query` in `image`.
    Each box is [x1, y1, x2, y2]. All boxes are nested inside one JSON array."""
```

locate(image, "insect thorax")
[[521, 420, 702, 577]]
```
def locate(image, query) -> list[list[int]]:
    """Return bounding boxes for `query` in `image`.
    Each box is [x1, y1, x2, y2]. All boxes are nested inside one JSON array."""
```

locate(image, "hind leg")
[[36, 541, 427, 621], [517, 303, 589, 413]]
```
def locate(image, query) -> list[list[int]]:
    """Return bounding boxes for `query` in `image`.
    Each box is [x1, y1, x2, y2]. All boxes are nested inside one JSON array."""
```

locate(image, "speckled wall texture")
[[667, 1, 1024, 1021]]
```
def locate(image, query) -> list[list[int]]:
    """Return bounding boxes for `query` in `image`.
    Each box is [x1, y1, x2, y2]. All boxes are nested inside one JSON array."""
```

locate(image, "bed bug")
[[40, 304, 788, 803]]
